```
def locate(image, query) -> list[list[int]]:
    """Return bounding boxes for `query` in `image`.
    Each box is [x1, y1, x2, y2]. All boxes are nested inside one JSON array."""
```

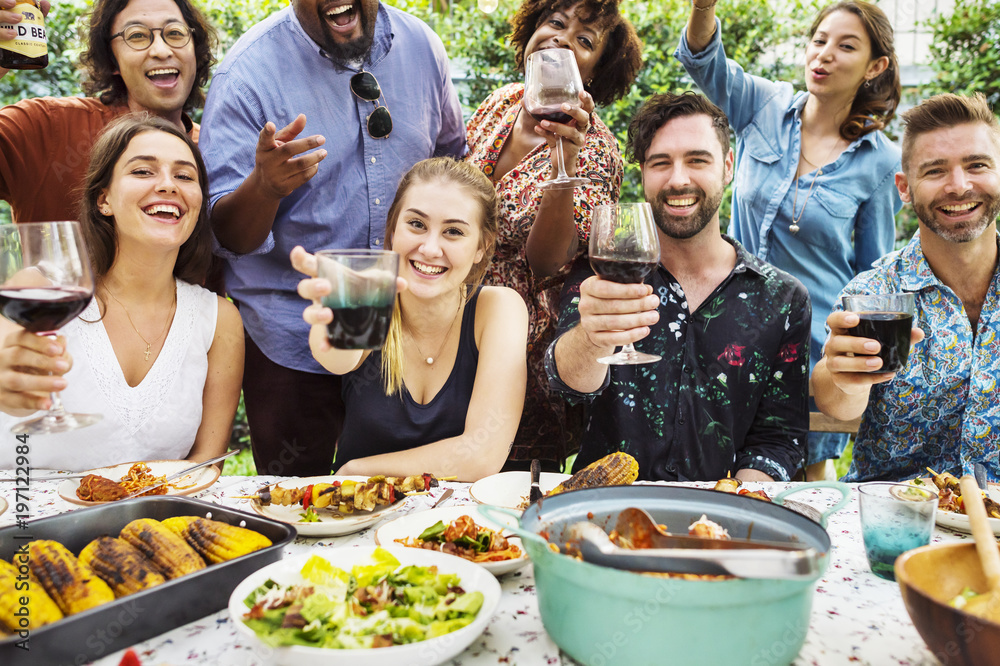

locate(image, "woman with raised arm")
[[676, 0, 902, 480], [292, 158, 528, 483], [466, 0, 642, 469], [0, 115, 244, 471]]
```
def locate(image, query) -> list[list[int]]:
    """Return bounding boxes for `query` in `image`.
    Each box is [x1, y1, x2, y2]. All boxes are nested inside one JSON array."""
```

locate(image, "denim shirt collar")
[[289, 3, 393, 71], [787, 93, 882, 153]]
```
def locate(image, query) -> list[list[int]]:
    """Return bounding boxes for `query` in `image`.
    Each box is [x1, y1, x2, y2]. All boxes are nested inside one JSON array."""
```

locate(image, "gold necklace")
[[106, 287, 176, 362], [404, 300, 462, 365], [789, 142, 840, 234]]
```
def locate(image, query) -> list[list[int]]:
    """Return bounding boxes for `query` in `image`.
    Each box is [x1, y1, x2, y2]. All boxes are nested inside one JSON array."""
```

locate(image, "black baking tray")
[[0, 496, 296, 665]]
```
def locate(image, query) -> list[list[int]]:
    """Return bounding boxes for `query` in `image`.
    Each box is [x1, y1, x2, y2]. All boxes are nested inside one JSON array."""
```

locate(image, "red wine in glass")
[[526, 105, 574, 125], [0, 286, 93, 334], [590, 258, 658, 285]]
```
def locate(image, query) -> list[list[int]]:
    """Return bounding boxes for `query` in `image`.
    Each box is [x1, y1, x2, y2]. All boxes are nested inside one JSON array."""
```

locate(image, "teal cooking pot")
[[480, 482, 849, 666]]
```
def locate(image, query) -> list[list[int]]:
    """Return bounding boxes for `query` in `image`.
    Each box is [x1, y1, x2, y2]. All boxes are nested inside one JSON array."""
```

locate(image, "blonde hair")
[[380, 158, 499, 395]]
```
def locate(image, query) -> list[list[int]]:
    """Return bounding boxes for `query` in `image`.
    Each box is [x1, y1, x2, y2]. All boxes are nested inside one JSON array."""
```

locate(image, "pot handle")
[[773, 481, 851, 528], [477, 505, 550, 548]]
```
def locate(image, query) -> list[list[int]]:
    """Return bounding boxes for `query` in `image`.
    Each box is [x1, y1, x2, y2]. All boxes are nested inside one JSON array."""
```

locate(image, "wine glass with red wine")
[[589, 203, 662, 365], [0, 221, 101, 434], [523, 48, 590, 191]]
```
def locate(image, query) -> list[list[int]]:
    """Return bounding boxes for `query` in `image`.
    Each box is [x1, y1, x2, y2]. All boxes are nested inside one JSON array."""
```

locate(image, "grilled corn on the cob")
[[27, 541, 115, 616], [549, 452, 639, 495], [119, 518, 206, 579], [78, 537, 167, 597], [162, 516, 272, 564], [0, 557, 64, 630]]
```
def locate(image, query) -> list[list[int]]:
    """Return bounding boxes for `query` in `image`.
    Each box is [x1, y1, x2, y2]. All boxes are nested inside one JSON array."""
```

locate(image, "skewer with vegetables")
[[922, 468, 1000, 519], [246, 474, 441, 515]]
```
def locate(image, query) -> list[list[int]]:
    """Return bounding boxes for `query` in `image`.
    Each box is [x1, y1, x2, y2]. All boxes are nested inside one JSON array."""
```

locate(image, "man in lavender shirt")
[[200, 0, 466, 475]]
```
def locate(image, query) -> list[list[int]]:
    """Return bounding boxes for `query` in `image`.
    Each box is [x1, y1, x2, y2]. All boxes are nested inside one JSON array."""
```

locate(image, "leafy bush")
[[925, 0, 1000, 108]]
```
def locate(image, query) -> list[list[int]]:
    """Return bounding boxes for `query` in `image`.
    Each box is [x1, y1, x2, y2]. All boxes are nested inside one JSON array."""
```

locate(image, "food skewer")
[[238, 474, 443, 514], [926, 467, 1000, 519]]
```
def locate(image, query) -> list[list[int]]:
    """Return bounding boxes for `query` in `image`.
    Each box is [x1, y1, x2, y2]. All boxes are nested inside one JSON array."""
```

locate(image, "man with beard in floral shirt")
[[546, 92, 810, 482], [814, 93, 1000, 482]]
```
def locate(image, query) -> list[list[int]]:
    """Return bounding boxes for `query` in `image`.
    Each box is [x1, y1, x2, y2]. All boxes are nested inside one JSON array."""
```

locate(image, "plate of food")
[[246, 474, 438, 537], [58, 460, 222, 506], [910, 470, 1000, 536], [229, 545, 501, 665], [469, 471, 570, 510], [374, 505, 528, 577]]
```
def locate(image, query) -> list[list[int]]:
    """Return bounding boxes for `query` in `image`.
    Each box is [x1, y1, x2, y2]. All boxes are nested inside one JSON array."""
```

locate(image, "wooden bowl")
[[896, 541, 1000, 665]]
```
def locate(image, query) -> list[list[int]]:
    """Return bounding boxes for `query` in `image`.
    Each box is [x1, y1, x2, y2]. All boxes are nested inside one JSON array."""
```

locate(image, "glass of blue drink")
[[842, 293, 916, 373], [316, 249, 398, 350], [858, 482, 937, 581]]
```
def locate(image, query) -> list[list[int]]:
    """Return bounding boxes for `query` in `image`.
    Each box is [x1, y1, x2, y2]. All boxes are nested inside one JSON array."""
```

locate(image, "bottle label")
[[0, 2, 47, 59]]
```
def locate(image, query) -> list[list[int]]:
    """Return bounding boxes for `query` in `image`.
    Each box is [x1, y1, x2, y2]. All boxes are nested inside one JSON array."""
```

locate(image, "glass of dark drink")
[[0, 221, 100, 434], [523, 48, 590, 191], [589, 202, 662, 365], [842, 293, 917, 373], [316, 250, 399, 350]]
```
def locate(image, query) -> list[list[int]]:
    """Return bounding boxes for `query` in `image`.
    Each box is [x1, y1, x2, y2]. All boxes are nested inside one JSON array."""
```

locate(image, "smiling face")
[[387, 179, 486, 300], [804, 9, 887, 101], [293, 0, 378, 64], [110, 0, 196, 125], [641, 114, 733, 241], [98, 130, 203, 252], [524, 2, 607, 84], [898, 122, 1000, 244]]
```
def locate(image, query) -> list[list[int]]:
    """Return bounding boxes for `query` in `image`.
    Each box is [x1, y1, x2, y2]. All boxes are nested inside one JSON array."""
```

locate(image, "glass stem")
[[621, 343, 636, 355], [47, 391, 68, 418], [553, 137, 570, 180]]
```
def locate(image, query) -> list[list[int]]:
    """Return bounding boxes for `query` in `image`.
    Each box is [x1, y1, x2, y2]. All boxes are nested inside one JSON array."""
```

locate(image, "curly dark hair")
[[810, 1, 900, 141], [80, 114, 213, 286], [626, 92, 731, 165], [508, 0, 642, 106], [79, 0, 217, 112]]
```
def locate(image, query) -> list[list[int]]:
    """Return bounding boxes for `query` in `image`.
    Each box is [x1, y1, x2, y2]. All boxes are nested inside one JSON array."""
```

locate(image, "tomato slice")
[[302, 484, 315, 510]]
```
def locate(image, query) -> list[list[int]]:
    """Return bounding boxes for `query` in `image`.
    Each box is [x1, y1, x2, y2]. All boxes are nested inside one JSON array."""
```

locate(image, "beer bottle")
[[0, 0, 48, 70]]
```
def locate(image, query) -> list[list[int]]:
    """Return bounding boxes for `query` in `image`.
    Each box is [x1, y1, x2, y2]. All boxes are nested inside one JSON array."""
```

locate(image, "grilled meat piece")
[[76, 474, 126, 502]]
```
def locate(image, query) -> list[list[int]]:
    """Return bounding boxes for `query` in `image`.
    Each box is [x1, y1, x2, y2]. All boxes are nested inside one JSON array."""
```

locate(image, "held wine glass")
[[589, 202, 662, 365], [0, 221, 101, 434], [523, 48, 590, 191]]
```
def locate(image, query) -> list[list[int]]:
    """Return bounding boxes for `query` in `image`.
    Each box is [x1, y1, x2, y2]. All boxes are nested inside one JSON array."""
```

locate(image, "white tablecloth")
[[0, 475, 959, 665]]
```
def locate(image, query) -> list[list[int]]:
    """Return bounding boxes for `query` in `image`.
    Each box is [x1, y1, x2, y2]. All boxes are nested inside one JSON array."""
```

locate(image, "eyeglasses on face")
[[111, 21, 193, 51], [350, 71, 393, 140]]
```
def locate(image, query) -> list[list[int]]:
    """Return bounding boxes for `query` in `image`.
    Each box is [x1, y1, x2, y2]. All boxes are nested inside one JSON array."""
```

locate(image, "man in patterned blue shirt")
[[546, 93, 810, 482], [813, 93, 1000, 481]]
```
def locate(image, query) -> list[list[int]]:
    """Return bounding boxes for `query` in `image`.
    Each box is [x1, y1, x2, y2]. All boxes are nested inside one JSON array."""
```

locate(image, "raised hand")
[[533, 90, 595, 178], [820, 309, 924, 395], [576, 275, 659, 351], [251, 114, 327, 201], [0, 0, 49, 42], [0, 330, 71, 413]]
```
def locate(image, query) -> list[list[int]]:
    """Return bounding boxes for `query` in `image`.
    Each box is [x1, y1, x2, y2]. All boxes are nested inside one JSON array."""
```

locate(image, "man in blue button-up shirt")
[[200, 0, 466, 475], [813, 93, 1000, 482]]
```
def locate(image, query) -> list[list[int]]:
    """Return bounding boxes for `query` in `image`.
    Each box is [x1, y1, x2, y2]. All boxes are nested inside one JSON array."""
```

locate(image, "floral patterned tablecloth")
[[0, 477, 963, 665]]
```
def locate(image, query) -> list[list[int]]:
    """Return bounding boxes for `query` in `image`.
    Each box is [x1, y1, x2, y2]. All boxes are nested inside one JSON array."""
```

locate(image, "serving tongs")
[[567, 507, 820, 580]]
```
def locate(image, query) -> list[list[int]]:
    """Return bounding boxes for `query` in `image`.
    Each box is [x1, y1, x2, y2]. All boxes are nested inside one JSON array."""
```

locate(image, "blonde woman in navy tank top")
[[291, 158, 528, 482]]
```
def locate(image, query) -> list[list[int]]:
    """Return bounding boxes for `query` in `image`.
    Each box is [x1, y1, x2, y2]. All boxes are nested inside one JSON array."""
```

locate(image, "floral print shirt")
[[546, 237, 811, 481], [466, 82, 623, 463], [841, 231, 1000, 482]]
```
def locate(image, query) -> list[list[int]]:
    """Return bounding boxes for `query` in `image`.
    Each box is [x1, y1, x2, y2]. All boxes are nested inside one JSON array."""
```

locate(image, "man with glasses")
[[200, 0, 466, 476], [0, 0, 214, 223]]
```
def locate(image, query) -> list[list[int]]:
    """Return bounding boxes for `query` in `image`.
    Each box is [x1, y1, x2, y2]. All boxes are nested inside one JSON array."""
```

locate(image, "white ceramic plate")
[[468, 471, 570, 511], [935, 483, 1000, 535], [248, 476, 405, 537], [58, 460, 221, 506], [228, 545, 501, 666], [374, 505, 529, 577], [0, 495, 7, 517]]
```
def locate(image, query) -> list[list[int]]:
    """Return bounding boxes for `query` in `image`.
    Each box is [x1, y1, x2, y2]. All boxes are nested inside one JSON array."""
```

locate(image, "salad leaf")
[[299, 507, 321, 522], [353, 548, 401, 587], [418, 520, 447, 541]]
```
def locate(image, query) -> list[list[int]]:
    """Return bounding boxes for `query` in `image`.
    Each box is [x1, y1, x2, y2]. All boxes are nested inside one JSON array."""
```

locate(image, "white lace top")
[[0, 280, 218, 471]]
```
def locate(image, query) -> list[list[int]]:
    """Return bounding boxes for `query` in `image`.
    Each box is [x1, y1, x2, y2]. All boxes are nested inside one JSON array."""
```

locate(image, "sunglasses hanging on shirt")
[[350, 71, 392, 139]]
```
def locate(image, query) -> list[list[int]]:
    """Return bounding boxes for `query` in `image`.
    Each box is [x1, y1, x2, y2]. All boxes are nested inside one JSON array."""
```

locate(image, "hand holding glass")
[[316, 250, 399, 350], [589, 203, 661, 365], [523, 49, 589, 191], [0, 222, 100, 434], [842, 293, 916, 373], [858, 481, 936, 581]]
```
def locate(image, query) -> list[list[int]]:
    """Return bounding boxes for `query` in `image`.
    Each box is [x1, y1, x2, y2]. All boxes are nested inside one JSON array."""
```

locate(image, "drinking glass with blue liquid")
[[859, 482, 937, 581], [316, 249, 399, 350]]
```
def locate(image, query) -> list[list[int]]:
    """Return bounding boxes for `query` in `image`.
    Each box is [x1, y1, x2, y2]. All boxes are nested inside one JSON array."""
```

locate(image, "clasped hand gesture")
[[0, 331, 70, 413], [533, 91, 595, 178], [820, 310, 924, 394], [251, 114, 327, 201], [577, 276, 660, 353]]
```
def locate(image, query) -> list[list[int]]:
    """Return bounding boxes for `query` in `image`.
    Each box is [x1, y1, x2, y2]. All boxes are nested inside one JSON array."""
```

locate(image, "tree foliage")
[[925, 0, 1000, 108]]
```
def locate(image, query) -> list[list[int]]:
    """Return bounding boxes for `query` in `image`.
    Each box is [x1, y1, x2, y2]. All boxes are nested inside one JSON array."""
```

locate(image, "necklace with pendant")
[[789, 142, 840, 234], [106, 287, 176, 362], [405, 300, 462, 365]]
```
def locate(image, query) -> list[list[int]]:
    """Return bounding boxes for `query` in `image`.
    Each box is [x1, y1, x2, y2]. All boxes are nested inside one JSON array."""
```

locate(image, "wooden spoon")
[[958, 475, 1000, 623]]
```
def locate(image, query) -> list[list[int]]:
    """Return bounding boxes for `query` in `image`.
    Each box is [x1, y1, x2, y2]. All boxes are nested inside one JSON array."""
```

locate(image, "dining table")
[[0, 474, 966, 665]]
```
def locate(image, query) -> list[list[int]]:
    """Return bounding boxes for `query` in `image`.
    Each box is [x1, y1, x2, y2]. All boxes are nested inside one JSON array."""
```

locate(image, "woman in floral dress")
[[466, 0, 642, 468]]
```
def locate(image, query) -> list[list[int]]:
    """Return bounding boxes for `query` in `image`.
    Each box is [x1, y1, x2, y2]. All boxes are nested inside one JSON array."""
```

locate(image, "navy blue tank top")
[[336, 288, 481, 469]]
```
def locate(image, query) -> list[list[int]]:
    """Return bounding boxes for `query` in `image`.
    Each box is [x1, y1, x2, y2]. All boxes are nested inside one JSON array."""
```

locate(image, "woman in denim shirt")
[[676, 0, 902, 480]]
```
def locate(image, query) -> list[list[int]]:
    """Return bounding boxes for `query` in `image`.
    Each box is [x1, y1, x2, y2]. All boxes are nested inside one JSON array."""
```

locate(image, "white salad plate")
[[468, 471, 570, 511]]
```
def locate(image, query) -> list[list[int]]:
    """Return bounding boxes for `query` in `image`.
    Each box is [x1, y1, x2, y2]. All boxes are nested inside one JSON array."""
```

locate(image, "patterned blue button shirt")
[[840, 231, 1000, 482]]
